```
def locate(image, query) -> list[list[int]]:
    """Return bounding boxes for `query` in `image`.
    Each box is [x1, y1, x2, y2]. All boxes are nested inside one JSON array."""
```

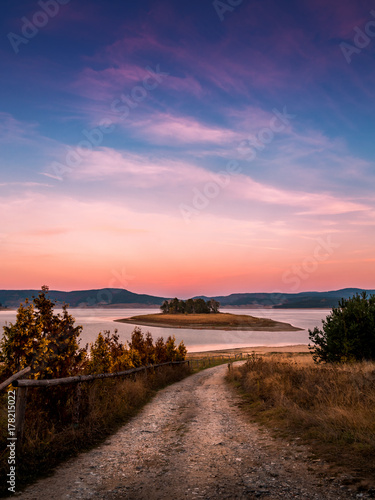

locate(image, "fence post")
[[15, 387, 28, 454], [73, 382, 82, 426]]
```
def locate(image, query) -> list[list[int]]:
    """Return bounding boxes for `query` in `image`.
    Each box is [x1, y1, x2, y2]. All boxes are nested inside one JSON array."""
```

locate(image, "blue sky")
[[1, 0, 374, 296]]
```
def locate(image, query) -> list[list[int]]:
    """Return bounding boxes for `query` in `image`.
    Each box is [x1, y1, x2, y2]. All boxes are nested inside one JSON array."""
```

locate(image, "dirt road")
[[13, 364, 364, 499]]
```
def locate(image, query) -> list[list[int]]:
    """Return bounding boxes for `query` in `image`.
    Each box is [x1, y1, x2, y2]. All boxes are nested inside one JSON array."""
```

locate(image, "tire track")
[[12, 364, 364, 499]]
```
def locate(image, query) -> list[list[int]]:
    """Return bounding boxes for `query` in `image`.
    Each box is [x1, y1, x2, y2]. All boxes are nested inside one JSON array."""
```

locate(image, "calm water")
[[0, 308, 330, 353]]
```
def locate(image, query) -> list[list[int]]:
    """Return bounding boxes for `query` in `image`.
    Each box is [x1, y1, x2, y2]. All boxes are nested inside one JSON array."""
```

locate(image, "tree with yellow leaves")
[[0, 286, 86, 379]]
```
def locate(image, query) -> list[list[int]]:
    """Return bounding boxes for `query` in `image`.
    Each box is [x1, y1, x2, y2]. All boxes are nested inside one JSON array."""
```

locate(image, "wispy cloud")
[[0, 112, 39, 144], [45, 146, 372, 220], [129, 113, 238, 145], [0, 182, 53, 188]]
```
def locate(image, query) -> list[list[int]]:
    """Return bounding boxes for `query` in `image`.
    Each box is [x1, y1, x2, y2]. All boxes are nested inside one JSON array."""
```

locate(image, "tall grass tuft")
[[227, 353, 375, 488]]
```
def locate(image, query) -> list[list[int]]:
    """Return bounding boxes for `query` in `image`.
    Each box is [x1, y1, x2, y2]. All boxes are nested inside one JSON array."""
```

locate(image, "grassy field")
[[115, 312, 302, 331], [227, 352, 375, 491]]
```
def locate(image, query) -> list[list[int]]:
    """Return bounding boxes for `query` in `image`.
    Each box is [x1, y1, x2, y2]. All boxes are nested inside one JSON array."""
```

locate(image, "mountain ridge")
[[0, 287, 374, 309]]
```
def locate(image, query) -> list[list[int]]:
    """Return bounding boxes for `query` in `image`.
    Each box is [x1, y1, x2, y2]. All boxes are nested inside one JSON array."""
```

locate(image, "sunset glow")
[[1, 0, 375, 296]]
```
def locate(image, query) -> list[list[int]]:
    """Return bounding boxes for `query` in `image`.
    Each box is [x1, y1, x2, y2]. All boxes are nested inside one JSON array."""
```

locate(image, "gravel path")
[[12, 364, 366, 499]]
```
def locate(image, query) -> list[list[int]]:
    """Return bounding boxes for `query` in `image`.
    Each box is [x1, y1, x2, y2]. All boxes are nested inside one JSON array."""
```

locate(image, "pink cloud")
[[65, 148, 213, 186], [71, 61, 204, 103], [1, 184, 374, 294], [70, 65, 151, 101], [57, 146, 371, 219], [130, 113, 238, 145], [73, 23, 296, 104]]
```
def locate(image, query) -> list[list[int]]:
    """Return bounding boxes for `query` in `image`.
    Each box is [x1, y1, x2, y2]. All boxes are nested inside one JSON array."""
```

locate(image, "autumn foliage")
[[87, 328, 187, 374], [0, 287, 189, 493], [0, 286, 86, 379], [0, 286, 187, 381]]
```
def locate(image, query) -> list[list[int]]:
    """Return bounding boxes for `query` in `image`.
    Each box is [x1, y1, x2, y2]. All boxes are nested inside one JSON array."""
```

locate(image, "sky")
[[0, 0, 374, 297]]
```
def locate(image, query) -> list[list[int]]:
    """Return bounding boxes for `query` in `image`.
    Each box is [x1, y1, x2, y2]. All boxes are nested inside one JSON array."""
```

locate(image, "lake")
[[0, 307, 330, 352]]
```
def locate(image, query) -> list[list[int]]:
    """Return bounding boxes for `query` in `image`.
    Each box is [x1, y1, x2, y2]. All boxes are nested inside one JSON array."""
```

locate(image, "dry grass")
[[116, 312, 301, 331], [0, 364, 190, 496], [227, 353, 375, 490]]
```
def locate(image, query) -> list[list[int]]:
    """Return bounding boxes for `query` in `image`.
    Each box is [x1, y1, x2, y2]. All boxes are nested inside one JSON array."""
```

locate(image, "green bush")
[[309, 292, 375, 363]]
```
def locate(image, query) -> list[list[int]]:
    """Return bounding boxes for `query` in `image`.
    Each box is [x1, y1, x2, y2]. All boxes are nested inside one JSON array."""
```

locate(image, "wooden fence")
[[2, 354, 246, 453], [1, 361, 189, 453], [0, 366, 31, 392]]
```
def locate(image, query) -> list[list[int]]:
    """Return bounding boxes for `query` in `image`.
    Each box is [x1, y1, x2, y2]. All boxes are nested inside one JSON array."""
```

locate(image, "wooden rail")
[[3, 356, 242, 454], [12, 361, 187, 387], [0, 366, 31, 391], [5, 360, 188, 454]]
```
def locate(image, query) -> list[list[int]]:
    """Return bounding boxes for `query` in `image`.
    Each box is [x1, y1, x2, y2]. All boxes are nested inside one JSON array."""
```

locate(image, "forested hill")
[[206, 288, 375, 309], [0, 288, 167, 309], [0, 288, 374, 309]]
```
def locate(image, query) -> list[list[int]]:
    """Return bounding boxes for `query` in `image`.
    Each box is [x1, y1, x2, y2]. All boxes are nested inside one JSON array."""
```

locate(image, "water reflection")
[[0, 307, 330, 353]]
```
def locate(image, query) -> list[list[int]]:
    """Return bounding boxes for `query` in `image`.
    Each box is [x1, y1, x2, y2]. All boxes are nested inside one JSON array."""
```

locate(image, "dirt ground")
[[10, 362, 371, 500]]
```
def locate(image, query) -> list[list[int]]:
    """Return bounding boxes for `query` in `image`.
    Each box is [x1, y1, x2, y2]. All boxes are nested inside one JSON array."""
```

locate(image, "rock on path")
[[11, 364, 365, 499]]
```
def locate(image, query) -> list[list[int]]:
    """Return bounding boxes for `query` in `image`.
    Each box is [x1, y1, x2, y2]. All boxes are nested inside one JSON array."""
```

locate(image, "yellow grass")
[[227, 353, 375, 490], [115, 312, 301, 331]]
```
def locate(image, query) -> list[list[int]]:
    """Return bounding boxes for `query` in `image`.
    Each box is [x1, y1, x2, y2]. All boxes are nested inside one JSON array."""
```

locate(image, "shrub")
[[86, 329, 187, 375], [309, 292, 375, 363], [87, 330, 134, 374], [0, 286, 86, 379]]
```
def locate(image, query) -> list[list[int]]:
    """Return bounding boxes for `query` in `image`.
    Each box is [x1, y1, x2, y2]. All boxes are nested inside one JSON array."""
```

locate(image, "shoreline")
[[186, 344, 310, 357]]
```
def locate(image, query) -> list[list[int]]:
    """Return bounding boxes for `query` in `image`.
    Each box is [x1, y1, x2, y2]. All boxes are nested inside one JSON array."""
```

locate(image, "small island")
[[115, 297, 302, 332]]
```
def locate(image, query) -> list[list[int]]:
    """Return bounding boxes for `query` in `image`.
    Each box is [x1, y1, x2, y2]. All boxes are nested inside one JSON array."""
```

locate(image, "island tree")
[[160, 297, 220, 314]]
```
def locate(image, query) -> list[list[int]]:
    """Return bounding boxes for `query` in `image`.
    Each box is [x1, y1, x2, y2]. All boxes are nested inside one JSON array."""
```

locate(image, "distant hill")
[[0, 288, 374, 310], [195, 288, 375, 309], [0, 289, 168, 309]]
